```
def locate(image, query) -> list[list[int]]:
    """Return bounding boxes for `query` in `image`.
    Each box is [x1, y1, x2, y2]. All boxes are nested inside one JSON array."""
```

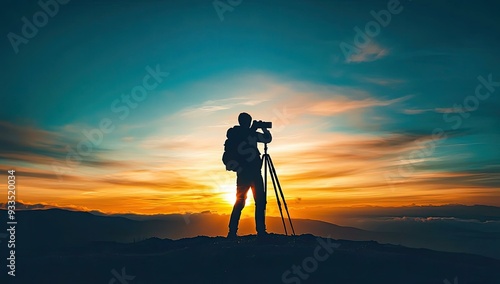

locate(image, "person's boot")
[[257, 231, 269, 242], [226, 231, 237, 239], [257, 231, 268, 238]]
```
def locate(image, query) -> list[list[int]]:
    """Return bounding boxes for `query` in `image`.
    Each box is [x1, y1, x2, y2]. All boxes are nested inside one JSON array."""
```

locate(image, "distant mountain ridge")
[[1, 207, 499, 260], [0, 208, 392, 254]]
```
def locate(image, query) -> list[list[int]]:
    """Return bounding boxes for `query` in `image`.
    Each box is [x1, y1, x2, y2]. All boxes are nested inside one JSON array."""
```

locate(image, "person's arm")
[[257, 128, 272, 143]]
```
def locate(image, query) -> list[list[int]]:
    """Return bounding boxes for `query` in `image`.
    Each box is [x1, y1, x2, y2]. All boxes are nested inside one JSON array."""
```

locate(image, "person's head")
[[238, 112, 252, 128]]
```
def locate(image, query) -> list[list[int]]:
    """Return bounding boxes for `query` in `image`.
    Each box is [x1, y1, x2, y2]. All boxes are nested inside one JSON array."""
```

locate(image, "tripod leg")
[[266, 156, 288, 235], [264, 155, 267, 197], [268, 155, 296, 236]]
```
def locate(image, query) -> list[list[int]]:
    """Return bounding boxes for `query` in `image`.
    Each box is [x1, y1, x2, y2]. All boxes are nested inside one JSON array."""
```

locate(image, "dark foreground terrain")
[[7, 234, 500, 284]]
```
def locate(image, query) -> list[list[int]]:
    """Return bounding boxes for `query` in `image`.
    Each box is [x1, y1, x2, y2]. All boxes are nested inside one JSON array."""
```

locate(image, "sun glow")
[[217, 183, 254, 206]]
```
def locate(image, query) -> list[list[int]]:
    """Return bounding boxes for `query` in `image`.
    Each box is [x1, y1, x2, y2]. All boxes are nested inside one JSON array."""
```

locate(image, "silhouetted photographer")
[[222, 112, 272, 238]]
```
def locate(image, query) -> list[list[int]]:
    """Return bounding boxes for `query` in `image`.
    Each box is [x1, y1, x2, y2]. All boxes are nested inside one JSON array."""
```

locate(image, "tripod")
[[262, 143, 296, 236]]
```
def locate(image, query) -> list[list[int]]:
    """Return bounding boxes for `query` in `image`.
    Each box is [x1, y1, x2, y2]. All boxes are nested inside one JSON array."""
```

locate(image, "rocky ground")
[[9, 234, 500, 284]]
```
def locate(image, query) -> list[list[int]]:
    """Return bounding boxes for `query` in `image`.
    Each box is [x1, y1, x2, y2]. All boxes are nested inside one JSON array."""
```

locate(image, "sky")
[[1, 0, 500, 219]]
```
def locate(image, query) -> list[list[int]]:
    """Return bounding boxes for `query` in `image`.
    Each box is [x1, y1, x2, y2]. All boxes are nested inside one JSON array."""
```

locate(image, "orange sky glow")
[[3, 75, 499, 221]]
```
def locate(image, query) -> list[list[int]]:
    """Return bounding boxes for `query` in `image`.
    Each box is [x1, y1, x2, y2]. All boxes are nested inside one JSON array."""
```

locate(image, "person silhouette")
[[226, 112, 272, 238]]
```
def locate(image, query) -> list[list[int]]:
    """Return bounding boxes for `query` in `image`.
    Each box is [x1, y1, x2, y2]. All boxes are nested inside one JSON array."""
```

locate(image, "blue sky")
[[1, 0, 499, 214]]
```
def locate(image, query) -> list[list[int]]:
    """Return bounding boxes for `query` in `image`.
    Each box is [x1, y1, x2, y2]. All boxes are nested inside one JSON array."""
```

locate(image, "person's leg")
[[251, 173, 267, 234], [228, 183, 250, 236]]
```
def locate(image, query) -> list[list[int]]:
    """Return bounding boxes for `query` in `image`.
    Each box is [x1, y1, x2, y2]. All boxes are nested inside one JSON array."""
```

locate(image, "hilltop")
[[13, 234, 500, 284]]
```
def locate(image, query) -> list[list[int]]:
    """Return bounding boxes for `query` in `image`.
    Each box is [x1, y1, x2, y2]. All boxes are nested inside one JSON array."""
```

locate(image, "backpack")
[[222, 126, 244, 172]]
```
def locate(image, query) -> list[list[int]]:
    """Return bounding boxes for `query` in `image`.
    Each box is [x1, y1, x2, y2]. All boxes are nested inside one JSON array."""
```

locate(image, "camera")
[[252, 120, 272, 129]]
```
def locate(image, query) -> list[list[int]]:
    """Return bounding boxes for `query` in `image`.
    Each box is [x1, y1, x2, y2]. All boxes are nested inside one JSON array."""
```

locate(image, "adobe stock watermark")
[[282, 237, 340, 283], [108, 267, 135, 284], [385, 74, 499, 188], [339, 0, 406, 62], [52, 65, 169, 180], [7, 0, 70, 54], [213, 0, 242, 22]]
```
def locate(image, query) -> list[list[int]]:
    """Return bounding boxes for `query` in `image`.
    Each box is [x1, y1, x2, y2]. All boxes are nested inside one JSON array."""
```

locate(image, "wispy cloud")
[[360, 77, 406, 86], [308, 95, 411, 116], [180, 97, 268, 117], [402, 107, 469, 115], [347, 42, 389, 63]]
